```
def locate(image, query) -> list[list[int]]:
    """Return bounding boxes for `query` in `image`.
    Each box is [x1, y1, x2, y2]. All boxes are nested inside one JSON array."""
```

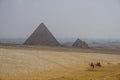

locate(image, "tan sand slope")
[[49, 64, 120, 80], [0, 45, 120, 80]]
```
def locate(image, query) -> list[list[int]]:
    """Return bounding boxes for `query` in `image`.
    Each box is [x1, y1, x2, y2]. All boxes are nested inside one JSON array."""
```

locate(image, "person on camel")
[[96, 62, 102, 67]]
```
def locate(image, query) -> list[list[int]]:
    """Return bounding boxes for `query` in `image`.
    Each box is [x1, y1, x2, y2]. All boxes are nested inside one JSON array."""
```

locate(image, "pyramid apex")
[[76, 38, 82, 42], [77, 38, 80, 40], [39, 22, 46, 26], [40, 22, 45, 25]]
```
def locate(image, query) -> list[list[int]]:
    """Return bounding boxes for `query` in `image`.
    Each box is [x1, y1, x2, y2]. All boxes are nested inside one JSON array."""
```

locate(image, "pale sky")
[[0, 0, 120, 39]]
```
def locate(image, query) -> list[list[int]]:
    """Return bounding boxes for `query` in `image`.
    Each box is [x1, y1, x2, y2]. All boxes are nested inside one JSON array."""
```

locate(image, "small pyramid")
[[24, 23, 60, 46], [72, 38, 89, 48]]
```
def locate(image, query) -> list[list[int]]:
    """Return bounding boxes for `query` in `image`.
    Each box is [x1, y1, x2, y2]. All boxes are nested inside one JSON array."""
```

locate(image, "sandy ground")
[[0, 45, 120, 80]]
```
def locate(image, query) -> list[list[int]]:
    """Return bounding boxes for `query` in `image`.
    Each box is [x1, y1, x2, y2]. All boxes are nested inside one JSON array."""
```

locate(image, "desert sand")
[[0, 45, 120, 80]]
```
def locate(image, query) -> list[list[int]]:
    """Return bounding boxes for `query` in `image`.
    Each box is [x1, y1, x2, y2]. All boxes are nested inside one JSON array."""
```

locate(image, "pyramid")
[[24, 23, 60, 46], [72, 38, 89, 48]]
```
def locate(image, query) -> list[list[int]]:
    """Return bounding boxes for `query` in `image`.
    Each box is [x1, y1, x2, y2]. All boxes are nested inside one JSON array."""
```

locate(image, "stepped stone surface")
[[24, 23, 60, 46], [72, 38, 89, 48]]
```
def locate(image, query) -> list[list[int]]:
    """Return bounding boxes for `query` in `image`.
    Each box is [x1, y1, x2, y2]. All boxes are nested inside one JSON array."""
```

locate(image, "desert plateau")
[[0, 45, 120, 80]]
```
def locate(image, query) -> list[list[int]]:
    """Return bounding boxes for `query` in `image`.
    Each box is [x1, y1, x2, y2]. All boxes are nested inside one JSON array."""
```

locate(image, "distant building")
[[72, 38, 89, 48], [24, 23, 60, 46]]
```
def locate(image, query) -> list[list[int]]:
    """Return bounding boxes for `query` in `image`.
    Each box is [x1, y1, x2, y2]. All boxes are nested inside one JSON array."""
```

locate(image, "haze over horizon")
[[0, 0, 120, 40]]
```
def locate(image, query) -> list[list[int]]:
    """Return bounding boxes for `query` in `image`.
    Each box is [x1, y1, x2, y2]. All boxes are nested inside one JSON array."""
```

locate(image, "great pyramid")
[[72, 38, 89, 48], [24, 23, 60, 46]]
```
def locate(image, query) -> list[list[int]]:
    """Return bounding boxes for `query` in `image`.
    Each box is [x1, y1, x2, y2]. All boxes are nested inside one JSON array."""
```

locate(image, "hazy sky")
[[0, 0, 120, 39]]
